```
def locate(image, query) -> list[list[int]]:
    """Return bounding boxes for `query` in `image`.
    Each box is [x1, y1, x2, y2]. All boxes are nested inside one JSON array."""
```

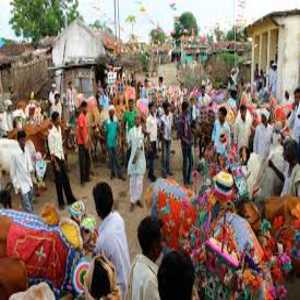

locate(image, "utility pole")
[[117, 0, 121, 42], [113, 0, 117, 40]]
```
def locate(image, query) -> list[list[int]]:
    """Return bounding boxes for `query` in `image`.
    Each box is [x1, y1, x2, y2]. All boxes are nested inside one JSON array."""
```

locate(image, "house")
[[51, 19, 106, 97], [247, 9, 300, 100]]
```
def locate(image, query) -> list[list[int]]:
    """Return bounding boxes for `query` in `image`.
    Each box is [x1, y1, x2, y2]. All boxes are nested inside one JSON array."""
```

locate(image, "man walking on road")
[[48, 112, 77, 209]]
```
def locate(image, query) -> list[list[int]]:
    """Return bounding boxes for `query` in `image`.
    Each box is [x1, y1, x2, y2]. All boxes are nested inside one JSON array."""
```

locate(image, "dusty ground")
[[11, 141, 185, 260], [9, 141, 300, 299]]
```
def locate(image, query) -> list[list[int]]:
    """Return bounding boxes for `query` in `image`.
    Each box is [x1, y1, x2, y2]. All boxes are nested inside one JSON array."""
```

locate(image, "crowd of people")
[[1, 63, 300, 299]]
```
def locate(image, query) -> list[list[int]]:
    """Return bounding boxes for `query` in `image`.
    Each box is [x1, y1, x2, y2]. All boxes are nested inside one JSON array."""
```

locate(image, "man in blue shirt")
[[99, 88, 110, 110], [104, 106, 125, 180]]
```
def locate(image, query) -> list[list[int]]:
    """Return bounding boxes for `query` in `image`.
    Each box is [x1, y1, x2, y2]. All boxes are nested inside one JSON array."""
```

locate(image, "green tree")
[[214, 25, 225, 42], [90, 20, 113, 35], [125, 15, 137, 39], [226, 26, 247, 42], [10, 0, 80, 43], [150, 27, 166, 45], [172, 12, 198, 40]]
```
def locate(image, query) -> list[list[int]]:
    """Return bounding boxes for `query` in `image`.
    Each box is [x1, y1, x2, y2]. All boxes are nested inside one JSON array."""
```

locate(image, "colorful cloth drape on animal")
[[0, 209, 81, 297]]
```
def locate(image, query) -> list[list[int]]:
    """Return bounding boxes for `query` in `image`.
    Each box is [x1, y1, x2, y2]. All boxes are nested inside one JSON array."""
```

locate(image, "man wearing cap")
[[104, 105, 125, 180], [268, 63, 277, 97], [253, 110, 273, 159]]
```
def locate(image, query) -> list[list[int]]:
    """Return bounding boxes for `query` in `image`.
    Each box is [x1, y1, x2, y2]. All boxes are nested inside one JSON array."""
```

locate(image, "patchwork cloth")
[[150, 178, 196, 250], [0, 209, 81, 297]]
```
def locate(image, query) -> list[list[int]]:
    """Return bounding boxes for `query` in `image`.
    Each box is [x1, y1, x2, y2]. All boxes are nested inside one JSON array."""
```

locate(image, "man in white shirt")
[[157, 76, 166, 99], [234, 105, 253, 151], [160, 101, 173, 178], [50, 93, 62, 119], [253, 110, 273, 159], [10, 130, 34, 213], [48, 111, 77, 209], [66, 81, 77, 124], [288, 87, 300, 148], [146, 102, 158, 182], [93, 182, 130, 300], [49, 84, 57, 108], [0, 100, 14, 136], [127, 217, 162, 300]]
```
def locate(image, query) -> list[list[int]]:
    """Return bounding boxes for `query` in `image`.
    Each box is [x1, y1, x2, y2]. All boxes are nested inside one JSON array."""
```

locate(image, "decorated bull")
[[0, 207, 85, 299], [146, 177, 291, 300]]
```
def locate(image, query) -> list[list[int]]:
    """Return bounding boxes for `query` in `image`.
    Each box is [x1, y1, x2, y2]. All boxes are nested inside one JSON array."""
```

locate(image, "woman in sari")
[[127, 115, 146, 212]]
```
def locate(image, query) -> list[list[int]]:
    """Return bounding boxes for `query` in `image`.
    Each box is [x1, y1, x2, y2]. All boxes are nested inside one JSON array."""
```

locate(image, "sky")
[[0, 0, 299, 42]]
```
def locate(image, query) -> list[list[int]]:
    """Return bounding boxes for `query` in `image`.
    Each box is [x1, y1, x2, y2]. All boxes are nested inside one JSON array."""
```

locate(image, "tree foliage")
[[90, 20, 113, 35], [214, 25, 225, 42], [126, 15, 137, 41], [212, 25, 247, 42], [172, 12, 198, 40], [150, 27, 166, 45], [10, 0, 80, 43], [226, 26, 247, 42]]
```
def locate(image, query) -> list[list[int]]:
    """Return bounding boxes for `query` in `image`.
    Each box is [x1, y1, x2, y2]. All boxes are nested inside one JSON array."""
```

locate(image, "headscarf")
[[260, 109, 270, 120], [9, 282, 55, 300], [40, 203, 60, 226], [68, 200, 86, 223], [213, 171, 234, 203], [81, 216, 97, 232], [108, 105, 115, 112], [84, 255, 121, 300]]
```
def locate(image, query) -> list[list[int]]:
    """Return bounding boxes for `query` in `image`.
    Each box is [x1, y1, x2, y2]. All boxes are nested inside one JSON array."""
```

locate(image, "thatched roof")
[[0, 43, 34, 66]]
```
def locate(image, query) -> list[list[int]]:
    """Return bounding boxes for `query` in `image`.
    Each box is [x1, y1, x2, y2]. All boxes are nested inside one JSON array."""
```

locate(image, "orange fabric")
[[76, 113, 88, 145]]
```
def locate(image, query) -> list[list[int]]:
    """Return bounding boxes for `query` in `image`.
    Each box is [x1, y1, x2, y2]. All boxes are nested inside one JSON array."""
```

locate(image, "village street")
[[1, 0, 300, 299]]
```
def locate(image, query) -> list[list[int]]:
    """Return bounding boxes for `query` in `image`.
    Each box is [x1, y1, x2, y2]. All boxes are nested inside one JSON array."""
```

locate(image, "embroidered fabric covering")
[[0, 209, 81, 297], [150, 178, 195, 250]]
